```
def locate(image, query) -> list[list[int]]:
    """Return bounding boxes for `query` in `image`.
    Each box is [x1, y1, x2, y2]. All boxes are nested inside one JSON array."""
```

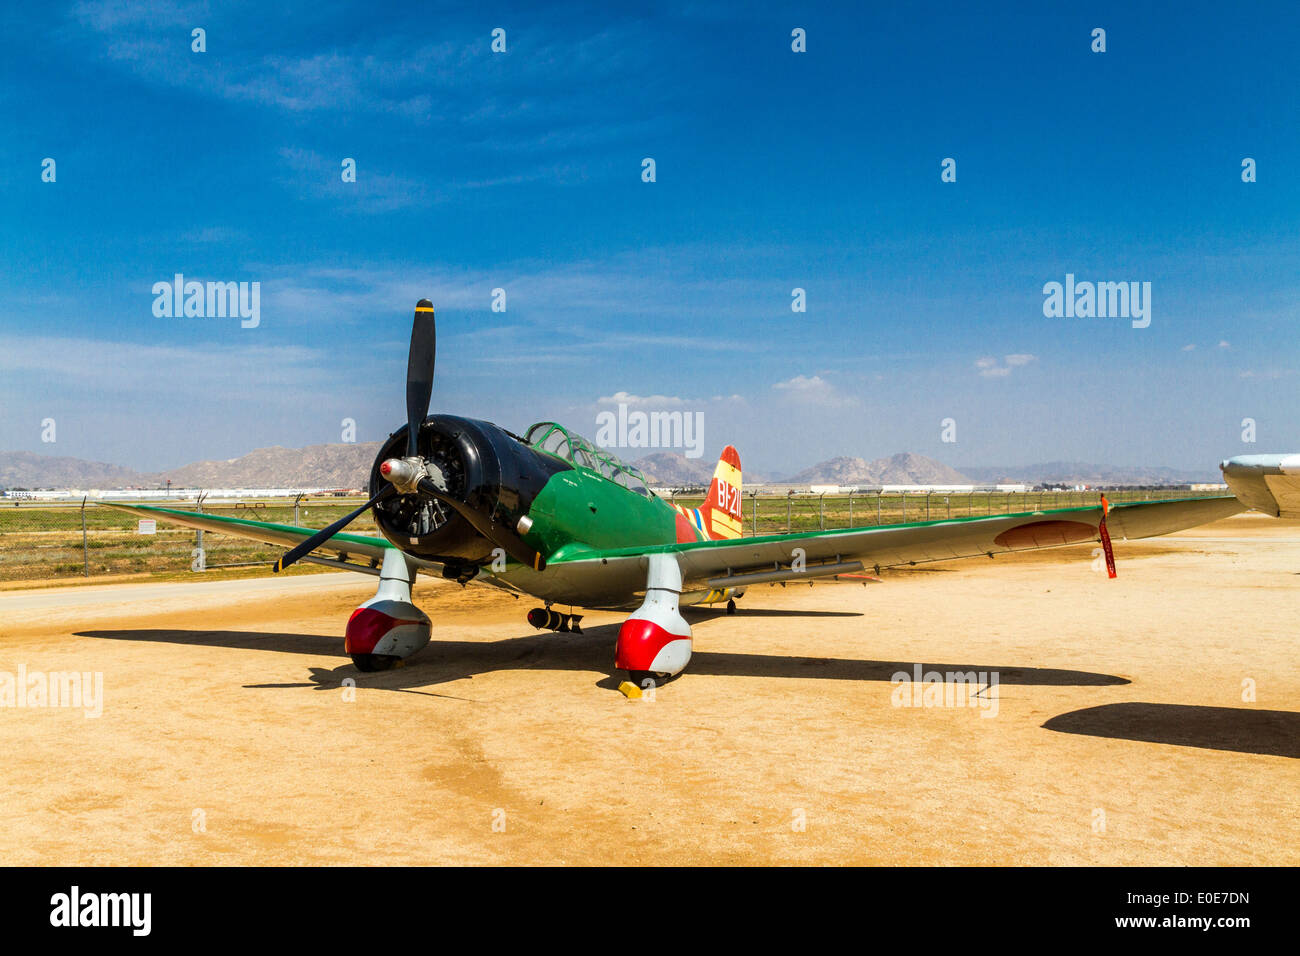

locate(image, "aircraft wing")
[[547, 496, 1245, 594], [97, 502, 522, 593], [1220, 454, 1300, 518]]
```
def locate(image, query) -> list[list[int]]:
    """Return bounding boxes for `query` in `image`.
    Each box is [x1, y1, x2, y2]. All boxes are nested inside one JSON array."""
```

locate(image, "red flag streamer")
[[1098, 494, 1117, 579]]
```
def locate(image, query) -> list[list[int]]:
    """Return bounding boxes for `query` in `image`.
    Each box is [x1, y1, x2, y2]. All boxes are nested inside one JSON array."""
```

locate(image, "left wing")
[[97, 502, 521, 593], [545, 496, 1245, 595]]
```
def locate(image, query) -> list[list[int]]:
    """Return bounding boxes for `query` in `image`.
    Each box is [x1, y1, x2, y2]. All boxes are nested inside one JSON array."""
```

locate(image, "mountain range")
[[0, 445, 1220, 490], [780, 453, 970, 486]]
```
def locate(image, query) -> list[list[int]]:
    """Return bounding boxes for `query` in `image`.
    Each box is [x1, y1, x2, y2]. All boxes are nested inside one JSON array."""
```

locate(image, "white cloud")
[[0, 333, 334, 396], [771, 374, 857, 407], [276, 147, 434, 213], [597, 391, 687, 407], [976, 354, 1036, 378], [67, 7, 669, 159], [1239, 368, 1293, 380]]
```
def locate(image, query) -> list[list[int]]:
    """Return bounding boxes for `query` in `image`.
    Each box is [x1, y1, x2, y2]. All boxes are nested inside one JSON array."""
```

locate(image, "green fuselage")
[[500, 461, 703, 606], [525, 465, 690, 558]]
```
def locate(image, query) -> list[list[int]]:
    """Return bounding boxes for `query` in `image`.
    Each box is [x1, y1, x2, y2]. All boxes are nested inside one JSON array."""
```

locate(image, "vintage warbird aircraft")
[[103, 301, 1296, 685]]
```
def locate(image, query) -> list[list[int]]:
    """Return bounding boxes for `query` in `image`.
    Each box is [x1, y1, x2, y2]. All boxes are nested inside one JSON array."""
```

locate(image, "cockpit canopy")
[[523, 422, 654, 497]]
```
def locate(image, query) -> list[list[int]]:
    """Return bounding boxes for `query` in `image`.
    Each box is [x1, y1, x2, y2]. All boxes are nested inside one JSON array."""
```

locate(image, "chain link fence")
[[0, 488, 1195, 582], [0, 496, 375, 582]]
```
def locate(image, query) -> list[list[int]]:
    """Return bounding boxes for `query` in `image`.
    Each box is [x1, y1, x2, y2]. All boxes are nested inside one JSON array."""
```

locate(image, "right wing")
[[543, 496, 1245, 597]]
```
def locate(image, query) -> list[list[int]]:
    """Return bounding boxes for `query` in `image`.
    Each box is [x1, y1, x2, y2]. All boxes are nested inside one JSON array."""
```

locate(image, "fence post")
[[848, 494, 853, 527], [877, 491, 882, 524], [926, 492, 931, 521], [818, 493, 825, 530], [294, 492, 304, 526], [194, 492, 205, 571], [787, 491, 792, 533], [80, 496, 89, 577], [751, 492, 759, 535], [902, 491, 907, 522]]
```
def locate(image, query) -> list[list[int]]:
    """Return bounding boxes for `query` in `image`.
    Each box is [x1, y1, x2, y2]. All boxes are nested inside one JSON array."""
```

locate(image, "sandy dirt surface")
[[1, 514, 1296, 865]]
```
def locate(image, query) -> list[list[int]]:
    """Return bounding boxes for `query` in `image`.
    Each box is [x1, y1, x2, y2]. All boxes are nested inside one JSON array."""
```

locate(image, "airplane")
[[103, 301, 1299, 687]]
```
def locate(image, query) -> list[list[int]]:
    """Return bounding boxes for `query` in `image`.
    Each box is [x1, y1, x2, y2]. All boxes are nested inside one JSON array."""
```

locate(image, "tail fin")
[[700, 445, 744, 540]]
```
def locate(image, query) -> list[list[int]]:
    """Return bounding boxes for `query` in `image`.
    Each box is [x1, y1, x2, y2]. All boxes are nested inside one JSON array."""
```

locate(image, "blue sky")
[[1, 0, 1297, 475]]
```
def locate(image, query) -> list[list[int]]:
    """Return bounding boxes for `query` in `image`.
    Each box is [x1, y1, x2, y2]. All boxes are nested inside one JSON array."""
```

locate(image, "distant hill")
[[0, 445, 1217, 491], [960, 461, 1220, 486], [0, 444, 380, 490], [784, 453, 970, 485], [158, 442, 382, 489], [0, 451, 152, 489]]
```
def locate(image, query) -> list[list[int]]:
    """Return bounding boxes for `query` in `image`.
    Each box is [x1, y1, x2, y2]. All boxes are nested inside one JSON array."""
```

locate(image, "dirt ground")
[[1, 514, 1296, 865]]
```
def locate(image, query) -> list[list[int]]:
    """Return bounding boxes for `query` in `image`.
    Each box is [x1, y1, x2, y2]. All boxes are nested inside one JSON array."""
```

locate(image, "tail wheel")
[[352, 653, 401, 672], [726, 598, 736, 614]]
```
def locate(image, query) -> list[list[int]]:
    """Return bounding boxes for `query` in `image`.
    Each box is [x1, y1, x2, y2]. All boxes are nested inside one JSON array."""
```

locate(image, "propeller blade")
[[416, 477, 547, 571], [272, 486, 393, 573], [405, 300, 436, 457]]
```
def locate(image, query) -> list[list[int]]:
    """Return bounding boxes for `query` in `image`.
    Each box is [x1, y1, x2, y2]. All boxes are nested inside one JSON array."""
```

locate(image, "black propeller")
[[405, 300, 436, 457], [273, 298, 548, 574], [273, 486, 393, 573], [271, 299, 435, 573]]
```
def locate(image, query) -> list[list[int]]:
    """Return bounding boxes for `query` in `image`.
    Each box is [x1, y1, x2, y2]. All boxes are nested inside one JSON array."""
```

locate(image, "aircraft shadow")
[[685, 608, 863, 619], [76, 626, 1129, 692], [1043, 702, 1300, 759]]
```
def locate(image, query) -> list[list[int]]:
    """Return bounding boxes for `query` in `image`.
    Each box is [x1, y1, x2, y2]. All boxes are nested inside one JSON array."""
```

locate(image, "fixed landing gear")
[[615, 553, 693, 681], [344, 550, 431, 672], [726, 598, 736, 615]]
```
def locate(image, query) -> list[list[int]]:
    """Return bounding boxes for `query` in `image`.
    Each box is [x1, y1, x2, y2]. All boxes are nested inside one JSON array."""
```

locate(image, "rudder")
[[701, 445, 743, 540]]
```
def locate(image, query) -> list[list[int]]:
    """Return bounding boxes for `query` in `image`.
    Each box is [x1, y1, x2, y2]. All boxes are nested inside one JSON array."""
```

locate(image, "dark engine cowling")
[[368, 414, 569, 563]]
